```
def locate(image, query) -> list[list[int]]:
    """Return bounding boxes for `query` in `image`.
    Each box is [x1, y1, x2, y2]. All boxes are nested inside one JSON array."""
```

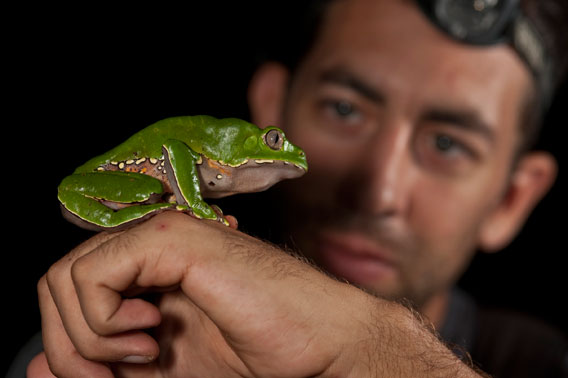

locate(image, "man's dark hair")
[[518, 0, 568, 152]]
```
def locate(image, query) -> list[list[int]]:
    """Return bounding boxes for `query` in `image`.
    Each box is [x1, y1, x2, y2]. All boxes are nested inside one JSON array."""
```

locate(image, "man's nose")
[[357, 120, 416, 217]]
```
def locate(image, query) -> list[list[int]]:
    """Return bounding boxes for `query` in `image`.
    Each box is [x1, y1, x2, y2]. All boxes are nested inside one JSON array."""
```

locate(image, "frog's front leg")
[[162, 139, 227, 224], [58, 171, 173, 231]]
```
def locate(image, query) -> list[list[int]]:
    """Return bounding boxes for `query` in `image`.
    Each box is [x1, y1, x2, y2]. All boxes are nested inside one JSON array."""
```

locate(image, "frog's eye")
[[264, 129, 284, 150]]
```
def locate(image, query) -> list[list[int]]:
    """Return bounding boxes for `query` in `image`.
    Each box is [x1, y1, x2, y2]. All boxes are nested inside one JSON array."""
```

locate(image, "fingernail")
[[120, 355, 154, 364]]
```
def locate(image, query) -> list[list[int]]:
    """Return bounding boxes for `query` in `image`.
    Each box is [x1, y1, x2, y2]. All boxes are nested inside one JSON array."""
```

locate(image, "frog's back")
[[74, 115, 219, 173]]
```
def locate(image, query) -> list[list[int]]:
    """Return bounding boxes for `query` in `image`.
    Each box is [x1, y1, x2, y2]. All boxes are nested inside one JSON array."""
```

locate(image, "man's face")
[[278, 0, 532, 306]]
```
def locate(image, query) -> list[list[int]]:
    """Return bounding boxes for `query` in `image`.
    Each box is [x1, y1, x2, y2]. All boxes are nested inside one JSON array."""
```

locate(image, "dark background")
[[5, 4, 566, 373]]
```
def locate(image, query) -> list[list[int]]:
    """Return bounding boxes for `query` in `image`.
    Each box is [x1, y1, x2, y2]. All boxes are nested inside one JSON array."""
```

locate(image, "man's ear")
[[478, 151, 557, 252], [247, 62, 290, 128]]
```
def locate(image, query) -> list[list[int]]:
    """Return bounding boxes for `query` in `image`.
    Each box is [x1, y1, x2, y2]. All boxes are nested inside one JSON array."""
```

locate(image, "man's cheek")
[[307, 146, 358, 177], [413, 182, 479, 240], [410, 214, 479, 291], [284, 171, 328, 204], [408, 195, 481, 274]]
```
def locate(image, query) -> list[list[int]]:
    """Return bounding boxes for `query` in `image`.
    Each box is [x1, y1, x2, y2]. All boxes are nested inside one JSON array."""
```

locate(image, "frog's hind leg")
[[59, 194, 173, 232], [162, 139, 226, 223], [58, 171, 174, 232]]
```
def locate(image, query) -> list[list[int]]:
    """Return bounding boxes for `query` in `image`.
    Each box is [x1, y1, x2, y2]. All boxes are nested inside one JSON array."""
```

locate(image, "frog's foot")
[[161, 140, 230, 226], [173, 204, 230, 226], [210, 204, 231, 226]]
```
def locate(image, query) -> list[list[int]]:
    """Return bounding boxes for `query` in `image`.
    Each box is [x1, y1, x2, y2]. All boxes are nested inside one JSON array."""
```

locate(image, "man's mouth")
[[316, 231, 398, 287]]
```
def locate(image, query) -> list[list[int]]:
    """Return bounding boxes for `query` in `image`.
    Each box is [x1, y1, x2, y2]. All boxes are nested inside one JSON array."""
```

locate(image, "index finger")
[[70, 213, 211, 336]]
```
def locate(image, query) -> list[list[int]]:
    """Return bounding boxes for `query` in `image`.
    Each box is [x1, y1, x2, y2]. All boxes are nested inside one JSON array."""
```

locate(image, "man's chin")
[[283, 203, 414, 300]]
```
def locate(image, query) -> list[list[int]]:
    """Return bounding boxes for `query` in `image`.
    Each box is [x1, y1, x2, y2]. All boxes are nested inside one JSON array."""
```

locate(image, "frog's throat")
[[198, 157, 306, 199]]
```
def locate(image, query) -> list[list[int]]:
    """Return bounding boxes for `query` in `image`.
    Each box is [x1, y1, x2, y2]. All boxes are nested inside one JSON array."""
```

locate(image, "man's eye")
[[433, 134, 476, 157], [416, 130, 483, 176], [323, 100, 362, 121], [334, 101, 355, 116], [435, 134, 456, 153], [316, 98, 371, 137]]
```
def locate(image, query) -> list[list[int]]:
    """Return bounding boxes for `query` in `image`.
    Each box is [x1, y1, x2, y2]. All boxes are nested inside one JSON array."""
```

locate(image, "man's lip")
[[317, 231, 397, 265], [315, 231, 398, 285]]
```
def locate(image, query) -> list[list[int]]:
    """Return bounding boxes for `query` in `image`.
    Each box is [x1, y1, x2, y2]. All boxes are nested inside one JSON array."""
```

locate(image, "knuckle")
[[74, 340, 104, 361], [48, 233, 118, 289], [45, 263, 64, 292], [69, 255, 89, 285], [37, 274, 49, 295], [45, 251, 77, 289], [84, 315, 113, 337]]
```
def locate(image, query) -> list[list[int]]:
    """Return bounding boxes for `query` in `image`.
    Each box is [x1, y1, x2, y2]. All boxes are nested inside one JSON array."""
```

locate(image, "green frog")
[[58, 115, 308, 231]]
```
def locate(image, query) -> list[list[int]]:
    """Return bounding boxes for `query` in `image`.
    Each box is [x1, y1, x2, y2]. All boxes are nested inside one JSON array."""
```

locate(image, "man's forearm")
[[216, 224, 486, 377], [320, 285, 485, 377]]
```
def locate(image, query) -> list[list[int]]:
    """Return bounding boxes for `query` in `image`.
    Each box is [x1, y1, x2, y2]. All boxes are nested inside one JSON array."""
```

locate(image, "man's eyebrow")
[[319, 68, 386, 104], [422, 108, 496, 144]]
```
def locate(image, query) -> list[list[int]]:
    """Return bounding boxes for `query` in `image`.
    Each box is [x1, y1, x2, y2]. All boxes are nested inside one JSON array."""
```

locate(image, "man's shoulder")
[[472, 306, 568, 377]]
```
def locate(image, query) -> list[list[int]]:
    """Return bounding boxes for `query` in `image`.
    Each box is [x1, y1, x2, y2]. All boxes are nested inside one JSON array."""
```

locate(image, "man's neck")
[[420, 290, 451, 330]]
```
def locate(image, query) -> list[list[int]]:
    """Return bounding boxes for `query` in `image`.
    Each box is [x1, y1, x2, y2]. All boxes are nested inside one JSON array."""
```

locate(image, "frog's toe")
[[210, 204, 223, 216], [211, 204, 231, 227], [173, 204, 229, 225], [174, 204, 195, 216]]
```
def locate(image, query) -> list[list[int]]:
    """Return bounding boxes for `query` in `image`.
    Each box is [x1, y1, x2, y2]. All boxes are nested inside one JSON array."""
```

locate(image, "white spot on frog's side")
[[216, 174, 223, 180], [118, 162, 125, 170], [111, 161, 118, 166], [196, 156, 203, 165], [228, 159, 248, 168], [126, 159, 135, 165], [150, 158, 158, 165], [136, 158, 147, 165], [97, 167, 105, 171], [255, 159, 274, 164]]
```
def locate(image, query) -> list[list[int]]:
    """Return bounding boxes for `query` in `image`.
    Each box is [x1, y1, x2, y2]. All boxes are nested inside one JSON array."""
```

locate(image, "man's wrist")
[[323, 285, 483, 378]]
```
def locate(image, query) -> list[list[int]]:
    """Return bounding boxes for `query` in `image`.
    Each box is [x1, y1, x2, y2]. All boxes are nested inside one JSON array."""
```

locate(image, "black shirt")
[[441, 288, 568, 377]]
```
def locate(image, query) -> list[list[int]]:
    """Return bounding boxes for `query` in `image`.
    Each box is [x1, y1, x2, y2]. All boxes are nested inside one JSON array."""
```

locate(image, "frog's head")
[[245, 126, 308, 170], [198, 121, 308, 198]]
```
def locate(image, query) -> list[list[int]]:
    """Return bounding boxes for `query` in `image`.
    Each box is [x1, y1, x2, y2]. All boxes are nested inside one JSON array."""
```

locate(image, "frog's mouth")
[[197, 157, 306, 198]]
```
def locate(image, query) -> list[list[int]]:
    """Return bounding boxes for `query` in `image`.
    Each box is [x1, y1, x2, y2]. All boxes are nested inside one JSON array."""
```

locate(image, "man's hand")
[[33, 212, 482, 377]]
